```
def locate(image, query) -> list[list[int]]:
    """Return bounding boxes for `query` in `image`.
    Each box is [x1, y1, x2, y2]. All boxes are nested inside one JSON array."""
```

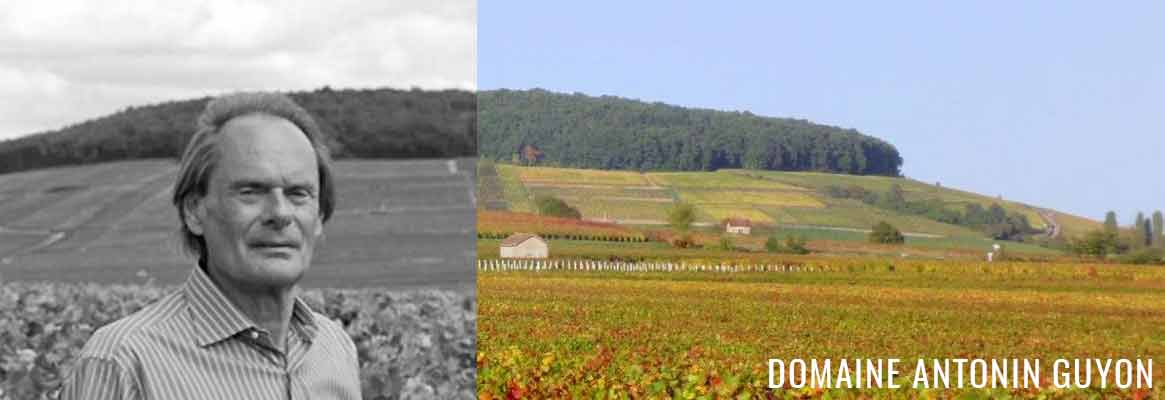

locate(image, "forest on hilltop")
[[0, 87, 476, 174], [479, 89, 903, 176]]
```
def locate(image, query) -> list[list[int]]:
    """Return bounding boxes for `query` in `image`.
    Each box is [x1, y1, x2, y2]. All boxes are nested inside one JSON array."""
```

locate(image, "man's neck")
[[203, 264, 296, 353]]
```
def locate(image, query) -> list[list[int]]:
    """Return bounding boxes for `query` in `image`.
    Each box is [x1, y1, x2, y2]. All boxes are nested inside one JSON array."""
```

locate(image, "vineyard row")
[[477, 231, 648, 242], [476, 258, 822, 273]]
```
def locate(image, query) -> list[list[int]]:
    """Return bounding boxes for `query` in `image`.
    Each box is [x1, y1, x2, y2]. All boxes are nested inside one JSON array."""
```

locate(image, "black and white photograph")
[[0, 1, 476, 398]]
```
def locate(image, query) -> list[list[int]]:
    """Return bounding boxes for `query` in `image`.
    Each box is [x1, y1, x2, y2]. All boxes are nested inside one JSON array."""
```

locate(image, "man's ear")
[[183, 196, 206, 236], [313, 217, 324, 240]]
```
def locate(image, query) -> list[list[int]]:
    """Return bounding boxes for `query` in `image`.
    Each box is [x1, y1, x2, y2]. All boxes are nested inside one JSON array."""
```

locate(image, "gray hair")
[[172, 92, 336, 261]]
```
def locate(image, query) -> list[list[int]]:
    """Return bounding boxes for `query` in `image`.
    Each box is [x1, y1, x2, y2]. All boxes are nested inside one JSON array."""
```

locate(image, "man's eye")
[[289, 189, 313, 200]]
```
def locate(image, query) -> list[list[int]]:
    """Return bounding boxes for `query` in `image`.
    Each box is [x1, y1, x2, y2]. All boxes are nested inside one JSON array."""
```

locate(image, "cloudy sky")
[[0, 0, 476, 141]]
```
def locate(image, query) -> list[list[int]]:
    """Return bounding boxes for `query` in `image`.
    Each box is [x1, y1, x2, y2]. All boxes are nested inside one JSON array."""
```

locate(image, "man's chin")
[[246, 258, 308, 287]]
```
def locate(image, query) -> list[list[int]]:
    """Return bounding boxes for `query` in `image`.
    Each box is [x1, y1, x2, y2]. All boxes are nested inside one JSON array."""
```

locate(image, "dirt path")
[[556, 195, 672, 203], [0, 230, 66, 263], [641, 173, 664, 189], [1037, 209, 1061, 239], [0, 226, 50, 235]]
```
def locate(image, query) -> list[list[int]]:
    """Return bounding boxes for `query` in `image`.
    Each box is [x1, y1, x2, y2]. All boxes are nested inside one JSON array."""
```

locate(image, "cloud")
[[0, 0, 476, 140]]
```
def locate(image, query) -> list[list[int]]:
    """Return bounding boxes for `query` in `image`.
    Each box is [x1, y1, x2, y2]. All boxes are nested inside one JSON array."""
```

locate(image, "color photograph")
[[476, 2, 1164, 398]]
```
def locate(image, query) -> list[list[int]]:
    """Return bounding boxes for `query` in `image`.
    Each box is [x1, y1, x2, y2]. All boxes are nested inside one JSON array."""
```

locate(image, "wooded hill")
[[479, 89, 903, 176], [0, 87, 476, 174]]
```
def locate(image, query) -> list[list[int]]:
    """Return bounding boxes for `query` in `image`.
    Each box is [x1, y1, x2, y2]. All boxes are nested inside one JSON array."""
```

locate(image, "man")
[[61, 93, 362, 399]]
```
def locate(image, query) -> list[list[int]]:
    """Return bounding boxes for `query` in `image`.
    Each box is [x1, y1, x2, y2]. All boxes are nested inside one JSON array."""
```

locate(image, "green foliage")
[[494, 164, 535, 212], [1070, 229, 1124, 257], [869, 221, 906, 244], [783, 235, 810, 254], [0, 88, 477, 174], [716, 235, 734, 251], [854, 183, 1038, 241], [534, 195, 581, 219], [1133, 211, 1150, 249], [476, 159, 509, 211], [1030, 235, 1072, 252], [1154, 211, 1164, 247], [821, 184, 870, 200], [1143, 216, 1154, 247], [757, 234, 812, 254], [666, 202, 696, 234], [764, 235, 782, 253], [823, 184, 845, 198], [1118, 247, 1165, 265], [879, 183, 906, 210], [1104, 211, 1119, 234], [478, 89, 903, 175]]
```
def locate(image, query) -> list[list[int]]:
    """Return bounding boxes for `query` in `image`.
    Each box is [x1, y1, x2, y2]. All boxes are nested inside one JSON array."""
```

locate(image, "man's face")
[[191, 113, 323, 288]]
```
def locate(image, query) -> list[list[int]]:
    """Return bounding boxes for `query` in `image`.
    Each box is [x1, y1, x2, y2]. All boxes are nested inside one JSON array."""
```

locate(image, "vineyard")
[[724, 170, 1062, 234], [477, 210, 648, 242], [481, 164, 1099, 247], [0, 281, 476, 400], [477, 260, 1165, 398], [517, 166, 649, 186]]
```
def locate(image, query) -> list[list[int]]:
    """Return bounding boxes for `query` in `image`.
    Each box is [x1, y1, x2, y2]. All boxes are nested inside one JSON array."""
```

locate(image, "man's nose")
[[262, 191, 294, 229]]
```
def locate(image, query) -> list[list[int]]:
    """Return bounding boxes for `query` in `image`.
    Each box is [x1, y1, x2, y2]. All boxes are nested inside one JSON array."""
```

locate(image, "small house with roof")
[[500, 233, 548, 258], [724, 218, 752, 235]]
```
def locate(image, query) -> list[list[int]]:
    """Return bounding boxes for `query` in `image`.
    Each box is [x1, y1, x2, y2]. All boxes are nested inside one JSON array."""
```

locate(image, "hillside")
[[478, 89, 902, 175], [476, 163, 1102, 243], [0, 87, 476, 174], [0, 159, 476, 288]]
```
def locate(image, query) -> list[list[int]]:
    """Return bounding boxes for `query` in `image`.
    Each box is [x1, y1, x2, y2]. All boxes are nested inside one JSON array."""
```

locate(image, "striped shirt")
[[60, 266, 362, 400]]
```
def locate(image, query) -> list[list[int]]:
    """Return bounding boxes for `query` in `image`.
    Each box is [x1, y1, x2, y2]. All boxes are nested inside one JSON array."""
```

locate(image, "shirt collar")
[[184, 265, 320, 347], [290, 296, 320, 343]]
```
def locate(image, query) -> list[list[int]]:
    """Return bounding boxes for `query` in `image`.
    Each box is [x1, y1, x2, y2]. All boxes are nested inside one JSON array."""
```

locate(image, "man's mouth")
[[249, 240, 300, 250]]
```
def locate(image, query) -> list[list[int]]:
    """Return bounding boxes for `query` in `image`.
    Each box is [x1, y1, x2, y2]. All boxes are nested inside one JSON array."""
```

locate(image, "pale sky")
[[481, 1, 1165, 221], [0, 0, 476, 141]]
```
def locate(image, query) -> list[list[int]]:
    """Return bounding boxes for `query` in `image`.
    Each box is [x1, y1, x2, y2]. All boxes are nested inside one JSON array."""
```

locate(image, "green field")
[[677, 190, 823, 208], [523, 185, 674, 221], [476, 160, 509, 210], [696, 206, 777, 224], [648, 171, 805, 191], [770, 199, 983, 238], [478, 262, 1165, 397], [518, 166, 650, 186], [486, 164, 1100, 257], [0, 159, 476, 289], [724, 170, 1082, 235], [494, 163, 535, 212]]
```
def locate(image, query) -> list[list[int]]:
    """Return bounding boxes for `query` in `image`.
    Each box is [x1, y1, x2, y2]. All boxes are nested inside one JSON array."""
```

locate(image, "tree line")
[[0, 87, 476, 174], [479, 89, 903, 176], [1073, 210, 1165, 263], [822, 183, 1040, 241]]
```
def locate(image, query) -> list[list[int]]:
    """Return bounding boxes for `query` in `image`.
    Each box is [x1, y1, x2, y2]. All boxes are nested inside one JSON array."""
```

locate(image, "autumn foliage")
[[477, 211, 647, 242]]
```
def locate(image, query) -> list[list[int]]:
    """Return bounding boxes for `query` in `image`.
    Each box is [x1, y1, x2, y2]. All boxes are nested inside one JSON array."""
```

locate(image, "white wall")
[[500, 239, 548, 258]]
